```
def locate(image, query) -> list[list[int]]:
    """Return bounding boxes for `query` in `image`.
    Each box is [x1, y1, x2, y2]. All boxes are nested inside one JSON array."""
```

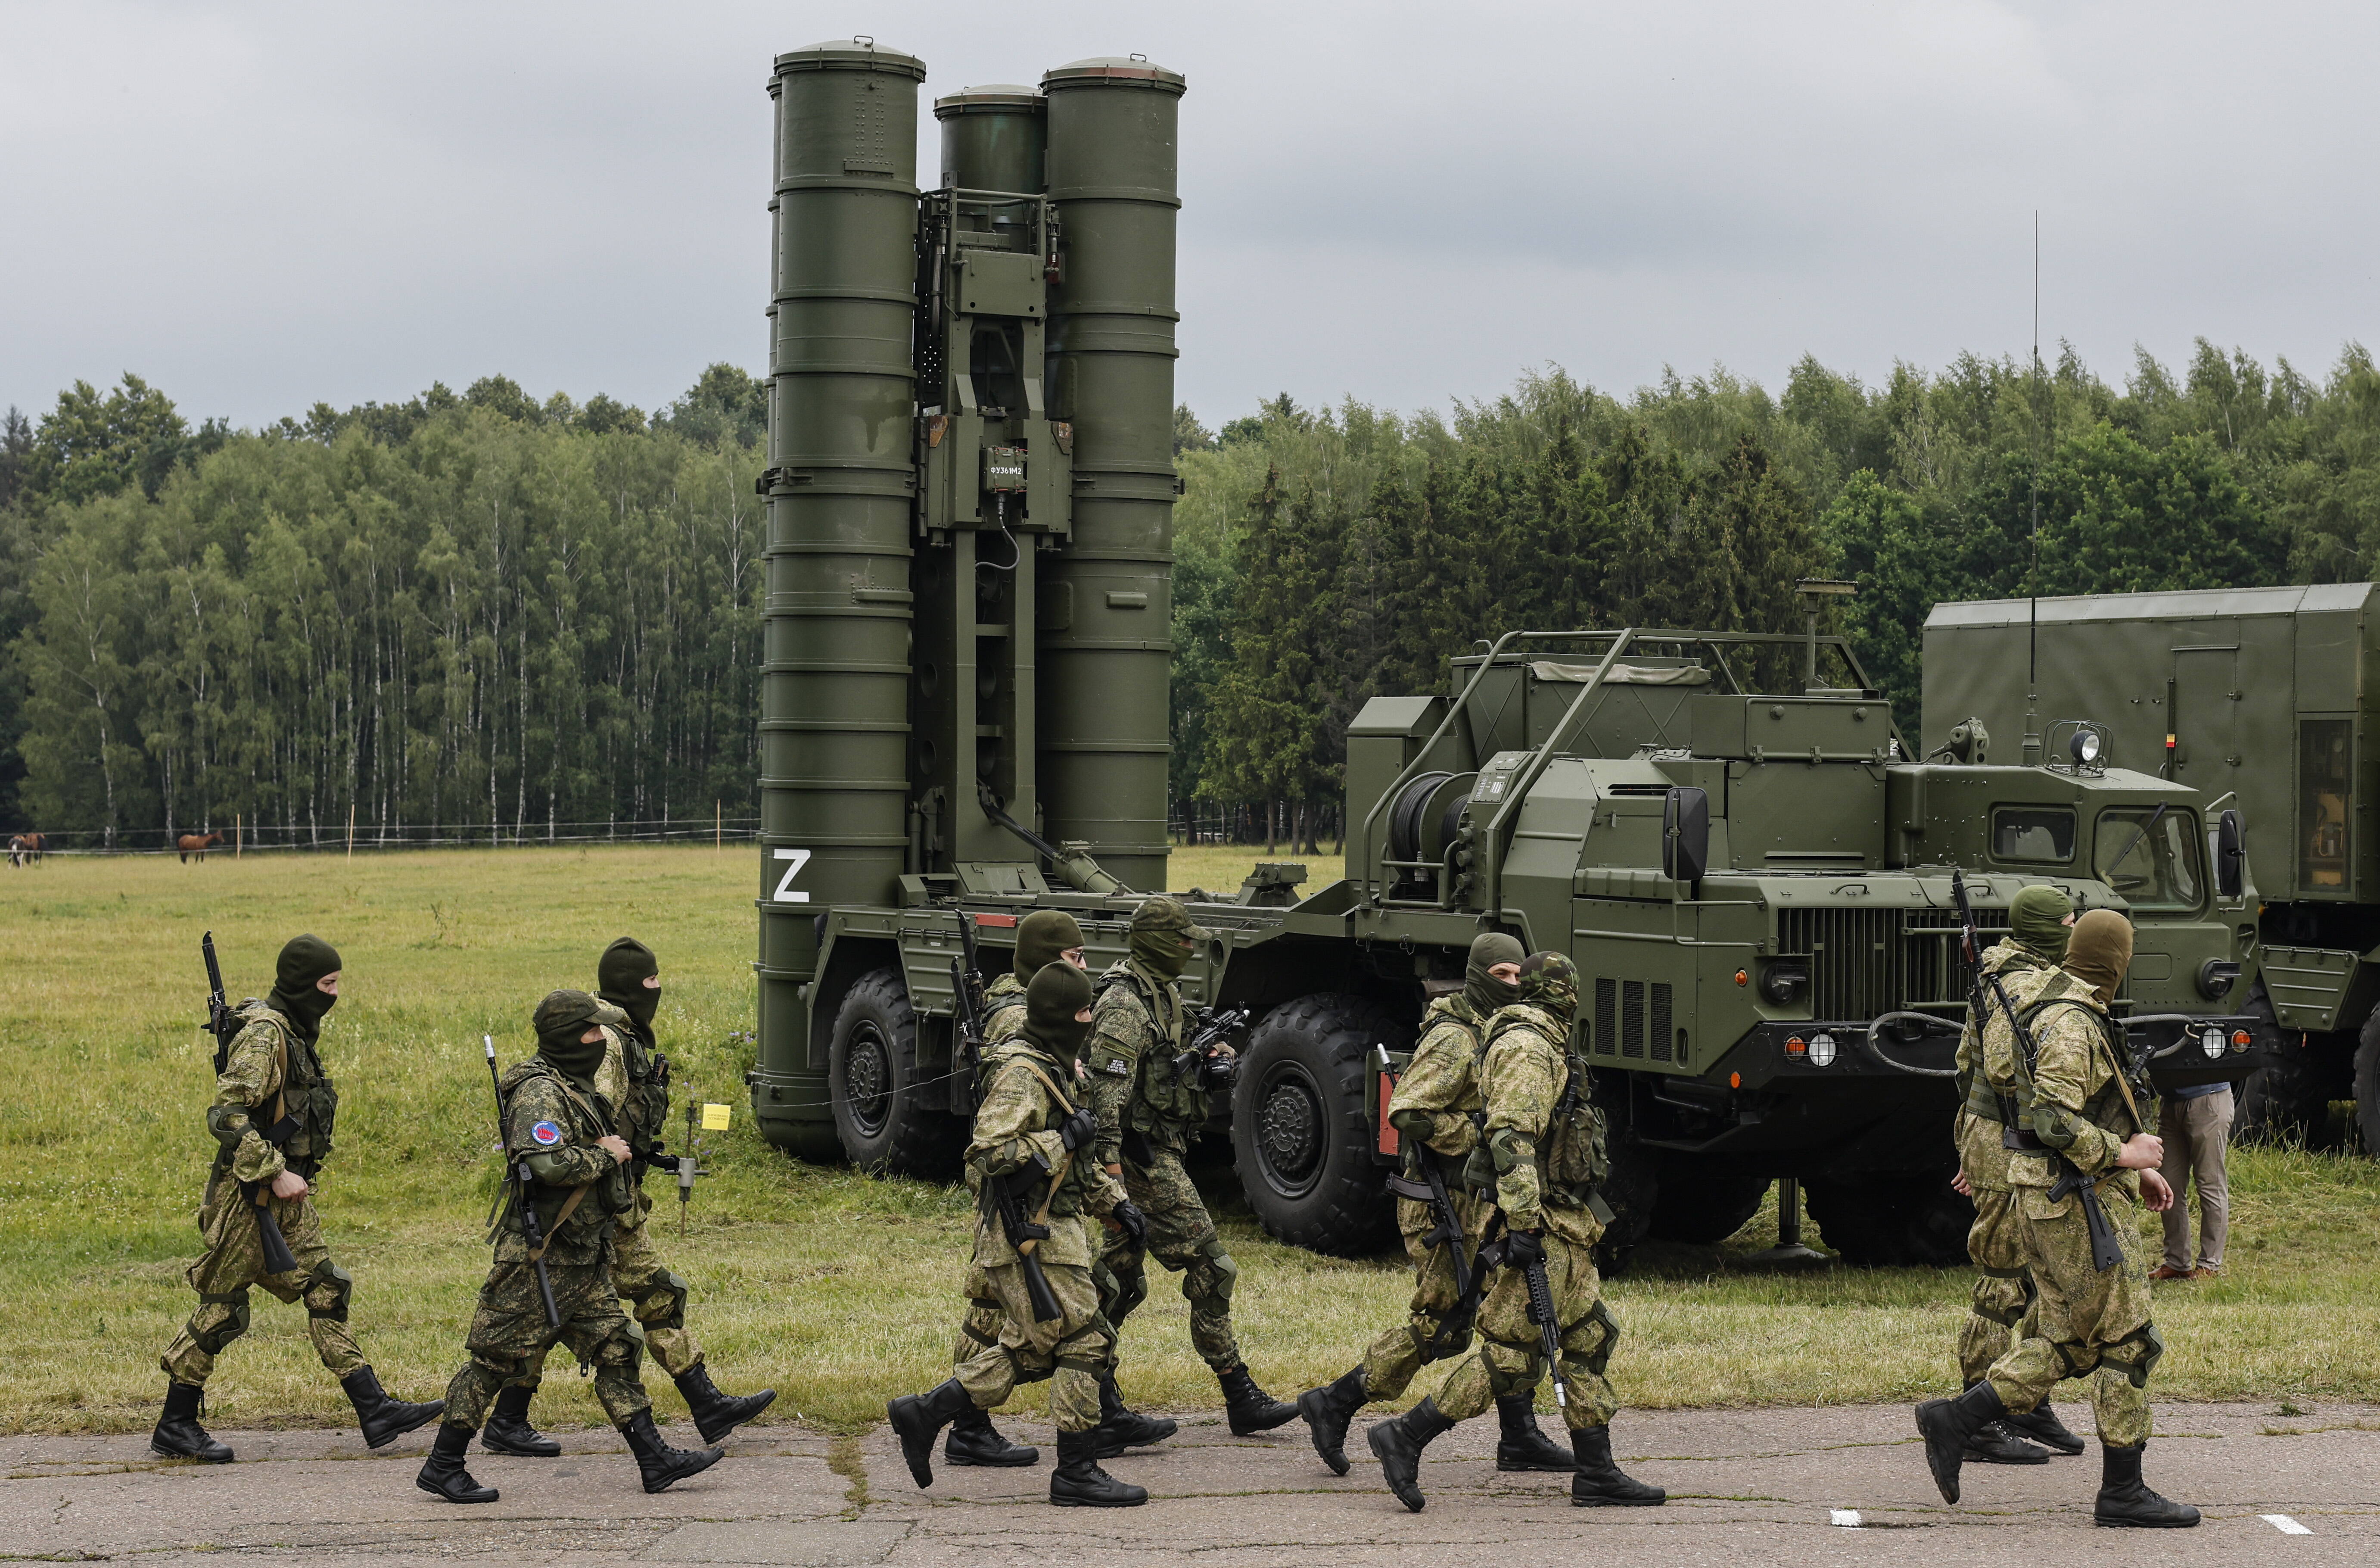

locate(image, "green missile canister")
[[1039, 55, 1185, 893], [754, 37, 925, 1158], [936, 83, 1045, 196]]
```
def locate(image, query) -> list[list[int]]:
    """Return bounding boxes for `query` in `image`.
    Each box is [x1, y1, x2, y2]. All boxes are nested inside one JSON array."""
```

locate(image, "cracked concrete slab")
[[2, 1403, 2372, 1565]]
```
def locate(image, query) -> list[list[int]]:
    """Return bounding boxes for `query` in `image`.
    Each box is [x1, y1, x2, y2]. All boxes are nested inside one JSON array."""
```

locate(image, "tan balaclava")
[[2062, 908, 2134, 1004]]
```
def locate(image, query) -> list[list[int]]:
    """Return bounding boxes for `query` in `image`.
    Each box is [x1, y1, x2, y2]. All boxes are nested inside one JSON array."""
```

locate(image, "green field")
[[5, 844, 2375, 1436]]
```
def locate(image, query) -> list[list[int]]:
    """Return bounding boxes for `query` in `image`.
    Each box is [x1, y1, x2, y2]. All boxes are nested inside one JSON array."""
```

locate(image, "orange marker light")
[[1785, 1035, 1808, 1057], [2231, 1031, 2252, 1048], [1729, 1072, 1742, 1089], [1734, 969, 1749, 987]]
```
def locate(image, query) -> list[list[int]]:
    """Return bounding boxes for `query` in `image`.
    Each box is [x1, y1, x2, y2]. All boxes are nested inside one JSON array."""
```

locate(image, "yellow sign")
[[701, 1103, 732, 1131]]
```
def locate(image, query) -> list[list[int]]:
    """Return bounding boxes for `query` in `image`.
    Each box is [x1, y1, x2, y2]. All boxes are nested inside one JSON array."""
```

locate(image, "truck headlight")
[[2201, 1026, 2225, 1061], [1807, 1032, 1838, 1068], [1761, 962, 1808, 1006], [2196, 959, 2241, 1001]]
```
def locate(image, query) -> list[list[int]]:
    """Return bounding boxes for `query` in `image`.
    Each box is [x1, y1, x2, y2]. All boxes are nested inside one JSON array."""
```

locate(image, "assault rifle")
[[1951, 869, 2125, 1273], [1517, 1236, 1566, 1409], [201, 933, 299, 1276], [485, 1035, 563, 1327], [980, 1157, 1063, 1322], [1171, 1004, 1251, 1089], [952, 916, 989, 1110], [1372, 1044, 1475, 1301]]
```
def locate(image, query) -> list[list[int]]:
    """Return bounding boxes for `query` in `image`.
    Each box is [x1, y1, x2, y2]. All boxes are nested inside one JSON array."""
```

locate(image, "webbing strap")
[[1007, 1058, 1076, 1249], [528, 1185, 593, 1261]]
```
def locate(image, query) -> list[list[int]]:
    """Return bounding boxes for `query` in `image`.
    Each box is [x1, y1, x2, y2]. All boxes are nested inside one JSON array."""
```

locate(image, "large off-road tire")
[[1231, 993, 1407, 1256], [2354, 1010, 2380, 1158], [827, 966, 961, 1181], [1802, 1169, 1973, 1268], [1646, 1159, 1771, 1245], [2235, 985, 2332, 1148], [1593, 1132, 1661, 1276]]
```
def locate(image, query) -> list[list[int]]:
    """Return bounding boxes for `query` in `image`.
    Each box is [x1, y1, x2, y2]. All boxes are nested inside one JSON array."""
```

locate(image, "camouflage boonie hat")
[[532, 988, 604, 1038], [1129, 895, 1213, 943]]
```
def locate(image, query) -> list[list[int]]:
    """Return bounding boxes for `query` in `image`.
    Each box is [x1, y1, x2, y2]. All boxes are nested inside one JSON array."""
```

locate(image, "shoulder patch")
[[529, 1119, 564, 1147], [1103, 1056, 1131, 1076]]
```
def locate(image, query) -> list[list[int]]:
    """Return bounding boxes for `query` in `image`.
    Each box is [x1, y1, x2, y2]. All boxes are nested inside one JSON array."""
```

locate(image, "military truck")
[[1927, 583, 2380, 1153], [745, 39, 2267, 1265]]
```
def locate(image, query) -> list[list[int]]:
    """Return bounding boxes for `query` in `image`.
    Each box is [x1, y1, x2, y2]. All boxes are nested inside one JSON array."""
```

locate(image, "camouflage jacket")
[[495, 1058, 634, 1266], [206, 1003, 338, 1184], [968, 1039, 1127, 1269], [591, 1001, 669, 1224], [2006, 972, 2153, 1199], [1479, 1004, 1606, 1247], [1953, 941, 2059, 1193], [982, 972, 1028, 1051], [1081, 959, 1193, 1164], [1388, 993, 1488, 1163]]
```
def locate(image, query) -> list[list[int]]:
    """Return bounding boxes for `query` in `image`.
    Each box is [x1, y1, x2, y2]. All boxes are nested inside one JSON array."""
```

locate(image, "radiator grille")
[[1594, 978, 1617, 1056], [1650, 982, 1674, 1062], [1778, 905, 2009, 1017], [1621, 980, 1646, 1057]]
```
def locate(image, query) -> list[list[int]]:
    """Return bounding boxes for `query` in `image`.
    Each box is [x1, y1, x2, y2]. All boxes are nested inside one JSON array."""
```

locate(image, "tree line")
[[5, 339, 2374, 849]]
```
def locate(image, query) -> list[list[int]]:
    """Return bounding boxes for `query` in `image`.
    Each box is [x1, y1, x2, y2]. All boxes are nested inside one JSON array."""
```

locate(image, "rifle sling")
[[527, 1184, 594, 1262], [1006, 1057, 1078, 1250]]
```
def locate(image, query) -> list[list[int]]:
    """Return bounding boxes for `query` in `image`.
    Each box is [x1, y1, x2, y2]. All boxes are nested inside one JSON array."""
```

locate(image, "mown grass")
[[4, 844, 2374, 1435]]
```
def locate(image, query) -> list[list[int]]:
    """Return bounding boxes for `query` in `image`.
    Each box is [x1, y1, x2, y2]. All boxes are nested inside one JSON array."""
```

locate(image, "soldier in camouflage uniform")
[[1298, 932, 1567, 1475], [1917, 911, 2199, 1528], [1369, 953, 1665, 1512], [152, 935, 443, 1464], [416, 991, 722, 1505], [888, 963, 1153, 1507], [1084, 896, 1298, 1434], [482, 939, 774, 1458], [1949, 886, 2084, 1464]]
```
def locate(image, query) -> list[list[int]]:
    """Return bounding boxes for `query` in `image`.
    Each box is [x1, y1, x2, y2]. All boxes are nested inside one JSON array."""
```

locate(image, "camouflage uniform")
[[442, 1054, 650, 1430], [160, 1002, 366, 1388], [953, 971, 1033, 1366], [1954, 940, 2059, 1384], [1983, 972, 2162, 1447]]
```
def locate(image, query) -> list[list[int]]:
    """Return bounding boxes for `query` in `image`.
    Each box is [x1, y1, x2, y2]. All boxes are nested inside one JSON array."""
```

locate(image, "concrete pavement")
[[3, 1401, 2373, 1565]]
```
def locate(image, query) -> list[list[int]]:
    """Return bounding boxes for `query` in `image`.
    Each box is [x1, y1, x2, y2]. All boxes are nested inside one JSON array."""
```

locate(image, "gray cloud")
[[2, 0, 2372, 429]]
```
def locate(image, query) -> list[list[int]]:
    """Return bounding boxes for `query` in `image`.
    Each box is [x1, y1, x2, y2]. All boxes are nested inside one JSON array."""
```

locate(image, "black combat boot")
[[1091, 1372, 1176, 1457], [2094, 1443, 2201, 1528], [886, 1378, 976, 1489], [1495, 1393, 1574, 1472], [151, 1382, 233, 1464], [1217, 1363, 1299, 1435], [620, 1407, 723, 1494], [415, 1421, 498, 1503], [1296, 1365, 1370, 1475], [1964, 1418, 2051, 1465], [673, 1361, 777, 1445], [480, 1384, 560, 1457], [2003, 1402, 2087, 1456], [341, 1365, 445, 1450], [1049, 1428, 1149, 1507], [1366, 1397, 1456, 1513], [1569, 1424, 1666, 1506], [1914, 1379, 2005, 1504], [945, 1403, 1039, 1467]]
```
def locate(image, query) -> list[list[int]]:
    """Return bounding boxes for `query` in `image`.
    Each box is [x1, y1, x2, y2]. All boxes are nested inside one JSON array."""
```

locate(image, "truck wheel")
[[1802, 1171, 1973, 1268], [2237, 1004, 2330, 1149], [2355, 1011, 2380, 1158], [1646, 1160, 1770, 1244], [828, 966, 960, 1181], [1593, 1134, 1660, 1276], [1231, 993, 1406, 1256]]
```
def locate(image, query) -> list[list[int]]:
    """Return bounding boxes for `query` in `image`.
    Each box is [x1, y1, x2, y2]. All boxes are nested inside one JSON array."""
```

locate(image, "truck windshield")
[[2093, 807, 2204, 910]]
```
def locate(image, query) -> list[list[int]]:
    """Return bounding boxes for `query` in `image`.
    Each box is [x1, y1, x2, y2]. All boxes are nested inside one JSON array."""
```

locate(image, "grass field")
[[4, 843, 2376, 1437]]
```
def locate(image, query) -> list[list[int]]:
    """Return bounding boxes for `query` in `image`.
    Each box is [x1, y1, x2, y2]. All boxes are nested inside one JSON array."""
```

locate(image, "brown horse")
[[7, 832, 43, 867], [177, 832, 223, 863]]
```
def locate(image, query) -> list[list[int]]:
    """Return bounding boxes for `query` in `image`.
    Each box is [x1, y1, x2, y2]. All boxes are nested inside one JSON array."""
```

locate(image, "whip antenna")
[[2022, 211, 2043, 765]]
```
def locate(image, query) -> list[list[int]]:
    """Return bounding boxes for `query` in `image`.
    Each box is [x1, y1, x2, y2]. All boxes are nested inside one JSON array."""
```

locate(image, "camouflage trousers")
[[1099, 1147, 1241, 1371], [1960, 1185, 2038, 1386], [955, 1217, 1119, 1380], [444, 1254, 650, 1429], [1983, 1181, 2159, 1447], [1428, 1226, 1620, 1431], [954, 1258, 1111, 1434], [513, 1206, 701, 1390], [159, 1177, 366, 1387], [1359, 1193, 1490, 1399]]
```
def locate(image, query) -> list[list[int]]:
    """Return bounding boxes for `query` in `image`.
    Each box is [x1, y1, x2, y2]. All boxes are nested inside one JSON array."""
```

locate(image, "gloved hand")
[[1059, 1105, 1099, 1151], [1200, 1049, 1239, 1090], [1504, 1229, 1546, 1271], [1459, 1144, 1496, 1196], [1109, 1199, 1148, 1246]]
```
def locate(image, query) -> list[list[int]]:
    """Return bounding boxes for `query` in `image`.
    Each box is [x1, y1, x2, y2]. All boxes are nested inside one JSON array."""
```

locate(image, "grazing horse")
[[7, 832, 43, 867], [177, 832, 223, 863]]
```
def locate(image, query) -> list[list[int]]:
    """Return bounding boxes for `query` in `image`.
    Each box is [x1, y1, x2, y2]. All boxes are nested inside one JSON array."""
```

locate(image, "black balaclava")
[[532, 989, 608, 1090], [1014, 909, 1088, 982], [597, 936, 660, 1032], [1024, 961, 1096, 1068], [1463, 931, 1527, 1017], [270, 933, 342, 1041]]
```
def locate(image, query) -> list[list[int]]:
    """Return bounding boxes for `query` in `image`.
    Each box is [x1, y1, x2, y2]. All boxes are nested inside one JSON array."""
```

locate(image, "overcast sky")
[[3, 0, 2372, 431]]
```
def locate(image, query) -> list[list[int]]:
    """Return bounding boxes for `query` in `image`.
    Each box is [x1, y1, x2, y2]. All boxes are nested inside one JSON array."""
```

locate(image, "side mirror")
[[1664, 786, 1710, 884], [2215, 808, 2244, 900]]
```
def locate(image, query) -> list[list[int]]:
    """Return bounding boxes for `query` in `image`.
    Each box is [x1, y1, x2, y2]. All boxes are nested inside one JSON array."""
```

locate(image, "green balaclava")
[[597, 936, 660, 1033], [1463, 931, 1527, 1017], [1129, 895, 1208, 982], [269, 933, 342, 1040], [532, 989, 609, 1089], [1516, 951, 1581, 1031], [2063, 909, 2134, 1004], [1023, 961, 1096, 1066], [1014, 909, 1088, 982], [2008, 885, 2073, 963]]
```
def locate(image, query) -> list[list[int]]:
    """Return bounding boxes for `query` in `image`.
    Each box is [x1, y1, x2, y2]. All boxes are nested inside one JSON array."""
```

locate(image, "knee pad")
[[2103, 1323, 2165, 1390], [1107, 1263, 1149, 1323], [1185, 1238, 1237, 1311], [1481, 1340, 1539, 1400], [597, 1318, 647, 1375], [1574, 1299, 1620, 1378], [634, 1271, 691, 1332], [1413, 1318, 1472, 1364], [192, 1290, 252, 1355], [305, 1261, 354, 1323]]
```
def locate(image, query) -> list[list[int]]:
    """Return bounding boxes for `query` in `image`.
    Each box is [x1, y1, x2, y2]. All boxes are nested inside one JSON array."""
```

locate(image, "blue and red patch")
[[529, 1119, 563, 1147]]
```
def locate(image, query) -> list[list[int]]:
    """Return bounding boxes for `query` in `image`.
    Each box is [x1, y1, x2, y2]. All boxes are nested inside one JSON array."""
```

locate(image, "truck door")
[[2169, 639, 2238, 786]]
